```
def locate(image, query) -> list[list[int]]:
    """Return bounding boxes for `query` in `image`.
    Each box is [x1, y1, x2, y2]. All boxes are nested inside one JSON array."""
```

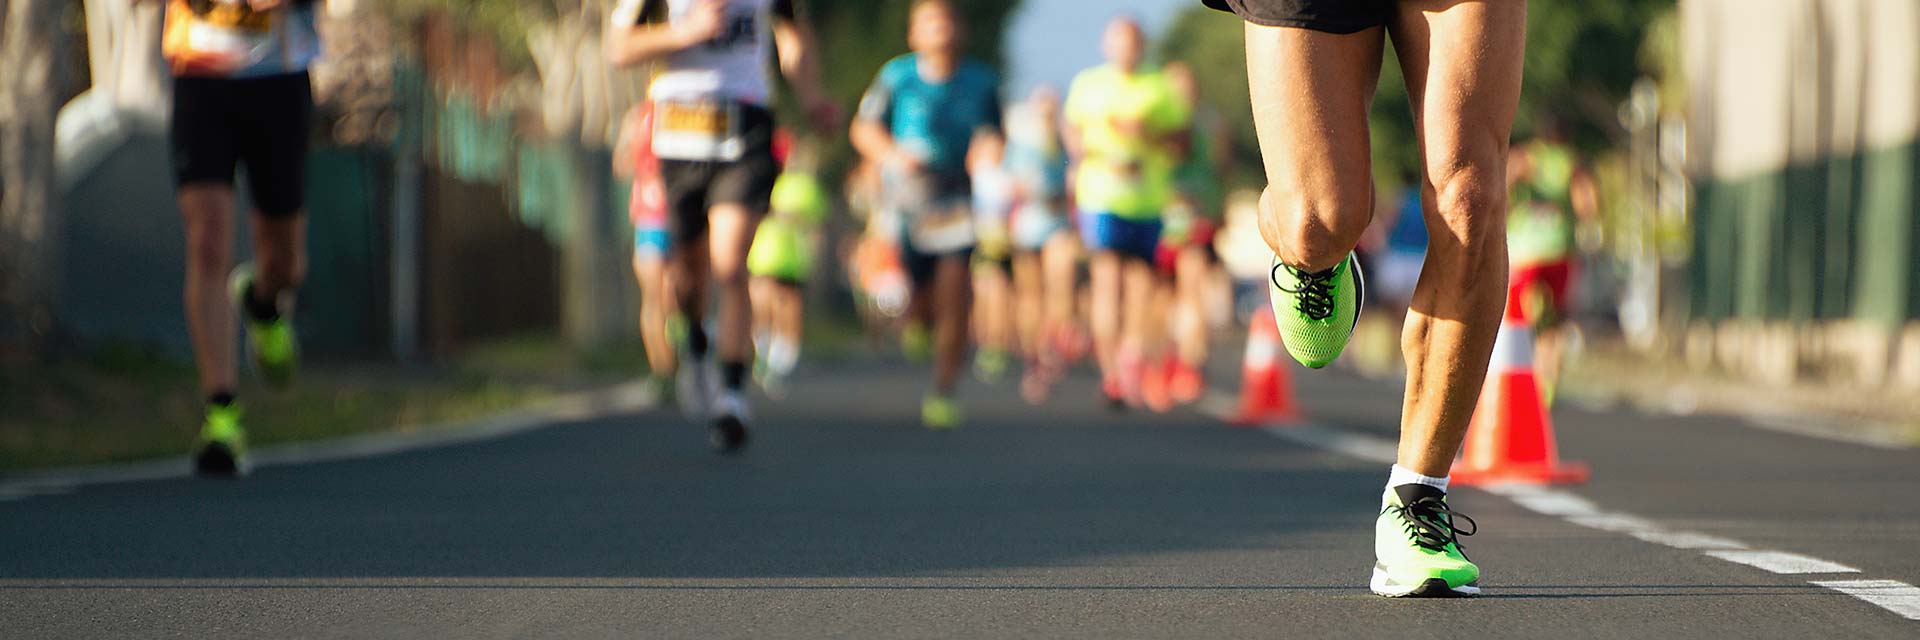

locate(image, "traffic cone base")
[[1448, 320, 1587, 486], [1230, 309, 1299, 426]]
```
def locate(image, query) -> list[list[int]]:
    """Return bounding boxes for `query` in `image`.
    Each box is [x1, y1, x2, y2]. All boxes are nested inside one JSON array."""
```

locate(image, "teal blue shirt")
[[857, 54, 1003, 174]]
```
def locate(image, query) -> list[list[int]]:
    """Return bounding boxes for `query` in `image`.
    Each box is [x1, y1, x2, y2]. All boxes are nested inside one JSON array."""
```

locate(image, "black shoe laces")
[[1388, 496, 1478, 553], [1274, 263, 1338, 321]]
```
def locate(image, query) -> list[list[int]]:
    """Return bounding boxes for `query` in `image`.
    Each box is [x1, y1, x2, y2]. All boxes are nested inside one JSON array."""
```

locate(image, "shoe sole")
[[709, 416, 749, 454], [193, 442, 251, 478], [1370, 565, 1479, 598]]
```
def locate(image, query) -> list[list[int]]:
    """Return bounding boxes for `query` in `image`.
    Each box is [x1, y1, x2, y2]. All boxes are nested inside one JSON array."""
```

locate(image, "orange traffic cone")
[[1229, 310, 1299, 426], [1450, 312, 1589, 485]]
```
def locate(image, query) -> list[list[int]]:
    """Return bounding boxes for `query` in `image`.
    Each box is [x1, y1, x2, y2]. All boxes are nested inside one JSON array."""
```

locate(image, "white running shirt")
[[609, 0, 796, 106]]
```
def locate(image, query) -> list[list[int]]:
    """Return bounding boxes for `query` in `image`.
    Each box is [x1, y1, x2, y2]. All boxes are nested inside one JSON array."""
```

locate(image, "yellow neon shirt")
[[1064, 65, 1191, 219]]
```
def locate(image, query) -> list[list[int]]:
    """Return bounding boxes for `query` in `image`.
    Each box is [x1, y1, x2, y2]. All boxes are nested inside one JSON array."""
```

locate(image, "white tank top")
[[609, 0, 787, 106]]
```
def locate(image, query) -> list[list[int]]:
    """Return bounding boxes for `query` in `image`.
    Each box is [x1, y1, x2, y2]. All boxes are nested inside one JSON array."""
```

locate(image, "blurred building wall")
[[1683, 0, 1920, 385], [1685, 0, 1920, 325]]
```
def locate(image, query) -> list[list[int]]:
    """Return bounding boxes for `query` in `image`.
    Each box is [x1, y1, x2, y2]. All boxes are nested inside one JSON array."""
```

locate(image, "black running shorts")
[[171, 71, 314, 218], [659, 103, 781, 242], [1201, 0, 1396, 34]]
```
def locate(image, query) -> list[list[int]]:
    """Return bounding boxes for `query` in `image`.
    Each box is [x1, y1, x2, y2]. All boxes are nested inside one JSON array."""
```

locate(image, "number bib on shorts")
[[909, 204, 976, 254], [651, 100, 746, 162]]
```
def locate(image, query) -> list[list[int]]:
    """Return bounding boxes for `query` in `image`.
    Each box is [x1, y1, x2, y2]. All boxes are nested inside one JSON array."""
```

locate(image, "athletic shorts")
[[1080, 211, 1164, 263], [1155, 226, 1219, 276], [171, 71, 314, 217], [634, 227, 672, 261], [902, 240, 973, 287], [892, 169, 977, 286], [1012, 203, 1069, 252], [1201, 0, 1396, 34], [1510, 259, 1575, 326], [659, 103, 781, 243]]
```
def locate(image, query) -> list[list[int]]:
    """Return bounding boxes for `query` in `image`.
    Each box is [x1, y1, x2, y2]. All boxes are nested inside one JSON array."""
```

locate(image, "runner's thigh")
[[1242, 22, 1384, 229], [1389, 0, 1526, 223]]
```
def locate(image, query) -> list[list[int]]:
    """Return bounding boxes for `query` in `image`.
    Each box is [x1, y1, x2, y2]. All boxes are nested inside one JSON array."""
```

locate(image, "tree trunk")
[[0, 0, 66, 355]]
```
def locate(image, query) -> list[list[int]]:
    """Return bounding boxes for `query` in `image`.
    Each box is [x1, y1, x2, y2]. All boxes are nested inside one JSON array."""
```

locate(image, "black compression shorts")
[[1201, 0, 1396, 34], [171, 71, 314, 217], [658, 103, 781, 242]]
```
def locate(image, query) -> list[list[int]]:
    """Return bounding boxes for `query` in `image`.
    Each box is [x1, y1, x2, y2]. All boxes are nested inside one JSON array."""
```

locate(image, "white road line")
[[1232, 413, 1912, 621], [0, 382, 655, 502], [1623, 529, 1748, 550], [1259, 423, 1397, 464], [1703, 550, 1860, 575], [1810, 580, 1920, 621]]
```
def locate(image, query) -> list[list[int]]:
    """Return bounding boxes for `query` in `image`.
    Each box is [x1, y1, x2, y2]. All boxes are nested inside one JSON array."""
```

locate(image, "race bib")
[[162, 0, 273, 76], [651, 100, 745, 162], [909, 203, 977, 254]]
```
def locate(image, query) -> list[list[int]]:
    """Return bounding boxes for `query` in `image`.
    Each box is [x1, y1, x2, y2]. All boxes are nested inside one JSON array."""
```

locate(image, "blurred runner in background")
[[607, 0, 838, 453], [748, 139, 832, 398], [970, 132, 1019, 385], [615, 103, 684, 403], [1505, 116, 1596, 405], [1158, 61, 1229, 407], [853, 0, 1005, 429], [1003, 86, 1078, 404], [1064, 16, 1192, 410], [151, 0, 325, 476]]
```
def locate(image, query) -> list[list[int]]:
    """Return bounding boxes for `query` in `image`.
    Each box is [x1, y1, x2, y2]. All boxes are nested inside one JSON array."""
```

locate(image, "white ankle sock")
[[1383, 464, 1449, 507]]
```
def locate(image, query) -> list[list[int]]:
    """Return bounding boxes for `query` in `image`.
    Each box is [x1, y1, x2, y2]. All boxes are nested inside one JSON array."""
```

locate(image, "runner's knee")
[[1259, 186, 1368, 270], [1424, 163, 1509, 294]]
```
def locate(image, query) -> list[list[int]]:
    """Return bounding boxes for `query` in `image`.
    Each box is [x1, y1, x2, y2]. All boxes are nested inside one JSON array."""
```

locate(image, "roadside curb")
[[0, 381, 656, 500]]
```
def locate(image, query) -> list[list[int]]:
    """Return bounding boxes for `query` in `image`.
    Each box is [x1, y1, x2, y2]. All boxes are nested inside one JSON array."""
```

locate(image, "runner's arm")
[[605, 0, 725, 67], [850, 67, 917, 170], [771, 1, 841, 131]]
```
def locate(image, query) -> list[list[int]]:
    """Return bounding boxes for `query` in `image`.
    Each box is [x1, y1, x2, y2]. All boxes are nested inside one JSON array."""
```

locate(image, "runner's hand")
[[888, 149, 925, 173], [676, 0, 728, 47]]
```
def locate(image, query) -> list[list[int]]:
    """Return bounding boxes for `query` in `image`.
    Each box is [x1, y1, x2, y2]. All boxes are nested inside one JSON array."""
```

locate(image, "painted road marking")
[[1703, 550, 1859, 575], [1623, 529, 1748, 550], [1809, 580, 1920, 621], [1260, 423, 1397, 465], [1234, 414, 1911, 622], [0, 382, 655, 504]]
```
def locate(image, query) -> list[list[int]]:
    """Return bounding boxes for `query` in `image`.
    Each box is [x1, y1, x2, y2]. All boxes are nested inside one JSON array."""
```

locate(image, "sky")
[[1003, 0, 1195, 99]]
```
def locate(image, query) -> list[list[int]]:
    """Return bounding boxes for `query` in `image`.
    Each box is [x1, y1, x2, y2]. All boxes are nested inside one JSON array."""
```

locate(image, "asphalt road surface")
[[4, 360, 1918, 638]]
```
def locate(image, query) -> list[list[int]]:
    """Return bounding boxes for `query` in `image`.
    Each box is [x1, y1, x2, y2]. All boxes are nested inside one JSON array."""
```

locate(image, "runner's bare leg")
[[708, 204, 761, 366], [1244, 25, 1384, 274], [1390, 0, 1526, 476], [179, 185, 238, 395]]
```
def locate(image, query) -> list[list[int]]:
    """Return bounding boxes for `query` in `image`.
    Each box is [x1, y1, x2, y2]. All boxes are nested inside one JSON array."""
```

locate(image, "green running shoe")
[[921, 394, 961, 430], [230, 266, 299, 389], [973, 348, 1010, 383], [1373, 484, 1480, 597], [193, 402, 250, 477], [1269, 254, 1364, 369]]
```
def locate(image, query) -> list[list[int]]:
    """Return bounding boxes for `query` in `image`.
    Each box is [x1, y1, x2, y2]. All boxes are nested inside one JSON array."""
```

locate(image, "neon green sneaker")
[[193, 403, 250, 477], [1269, 254, 1364, 369], [1373, 484, 1480, 597], [230, 266, 298, 389], [901, 323, 932, 364], [973, 348, 1010, 383], [921, 394, 961, 430]]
